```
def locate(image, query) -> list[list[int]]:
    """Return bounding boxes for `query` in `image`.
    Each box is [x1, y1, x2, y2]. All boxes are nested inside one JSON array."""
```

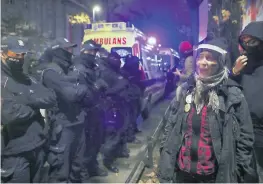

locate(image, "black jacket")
[[121, 69, 142, 102], [158, 78, 254, 183], [72, 54, 97, 81], [96, 58, 130, 101], [33, 62, 88, 127], [233, 21, 263, 147], [70, 54, 108, 108], [1, 63, 56, 155]]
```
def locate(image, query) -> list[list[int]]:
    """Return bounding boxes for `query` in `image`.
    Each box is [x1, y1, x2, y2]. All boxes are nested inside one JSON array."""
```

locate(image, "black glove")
[[82, 91, 97, 107], [93, 79, 109, 92]]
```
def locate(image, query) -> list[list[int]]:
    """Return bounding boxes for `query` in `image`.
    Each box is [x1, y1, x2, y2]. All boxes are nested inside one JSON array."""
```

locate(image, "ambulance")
[[83, 22, 166, 119], [157, 48, 180, 96], [158, 48, 180, 71]]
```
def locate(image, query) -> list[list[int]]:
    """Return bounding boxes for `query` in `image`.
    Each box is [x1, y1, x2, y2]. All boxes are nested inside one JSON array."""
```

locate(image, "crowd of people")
[[1, 20, 263, 183], [158, 21, 263, 183], [1, 37, 145, 183]]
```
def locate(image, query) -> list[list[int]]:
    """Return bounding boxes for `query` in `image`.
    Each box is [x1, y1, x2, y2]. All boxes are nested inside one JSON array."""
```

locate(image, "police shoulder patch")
[[18, 40, 24, 46]]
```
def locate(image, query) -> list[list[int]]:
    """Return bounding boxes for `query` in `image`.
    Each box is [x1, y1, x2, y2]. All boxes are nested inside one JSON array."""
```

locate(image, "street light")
[[148, 37, 157, 45], [93, 5, 101, 23]]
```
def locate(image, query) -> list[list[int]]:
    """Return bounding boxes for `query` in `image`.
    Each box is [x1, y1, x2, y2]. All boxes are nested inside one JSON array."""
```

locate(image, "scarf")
[[194, 67, 229, 114]]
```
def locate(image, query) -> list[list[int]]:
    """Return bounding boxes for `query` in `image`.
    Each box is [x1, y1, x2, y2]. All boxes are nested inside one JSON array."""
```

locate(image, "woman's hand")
[[173, 68, 182, 76]]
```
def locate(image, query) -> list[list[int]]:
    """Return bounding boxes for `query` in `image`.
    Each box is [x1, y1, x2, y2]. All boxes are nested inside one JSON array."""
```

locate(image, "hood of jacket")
[[239, 21, 263, 45]]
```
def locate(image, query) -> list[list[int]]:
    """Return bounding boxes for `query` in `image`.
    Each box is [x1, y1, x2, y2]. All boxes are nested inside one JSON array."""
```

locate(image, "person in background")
[[175, 41, 195, 87], [231, 21, 263, 182], [121, 55, 144, 144], [158, 38, 255, 183]]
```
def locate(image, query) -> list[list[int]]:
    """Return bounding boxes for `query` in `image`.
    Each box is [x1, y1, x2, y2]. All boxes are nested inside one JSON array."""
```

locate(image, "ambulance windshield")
[[111, 47, 132, 58]]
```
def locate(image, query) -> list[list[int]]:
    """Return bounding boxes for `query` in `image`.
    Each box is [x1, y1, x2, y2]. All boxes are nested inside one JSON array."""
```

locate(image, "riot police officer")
[[71, 39, 108, 178], [1, 36, 56, 183], [34, 38, 89, 183], [97, 52, 131, 173], [121, 55, 144, 143]]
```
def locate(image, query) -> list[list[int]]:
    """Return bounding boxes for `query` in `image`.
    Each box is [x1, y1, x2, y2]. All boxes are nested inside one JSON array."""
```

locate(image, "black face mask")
[[80, 53, 97, 68], [52, 57, 71, 73], [80, 53, 96, 60], [6, 57, 24, 72], [53, 48, 73, 73], [246, 44, 263, 59], [108, 58, 121, 72], [243, 43, 263, 74]]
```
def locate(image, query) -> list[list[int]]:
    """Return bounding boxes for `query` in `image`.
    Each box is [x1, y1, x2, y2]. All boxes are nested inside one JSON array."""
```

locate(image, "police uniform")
[[1, 36, 56, 183], [34, 38, 89, 183], [72, 40, 108, 178], [97, 53, 131, 173]]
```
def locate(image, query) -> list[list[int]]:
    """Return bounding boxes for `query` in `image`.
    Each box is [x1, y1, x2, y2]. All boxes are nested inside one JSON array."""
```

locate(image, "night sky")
[[110, 0, 191, 50]]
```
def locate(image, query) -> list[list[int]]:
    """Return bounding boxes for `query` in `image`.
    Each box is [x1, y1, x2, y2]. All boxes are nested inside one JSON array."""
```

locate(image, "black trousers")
[[1, 147, 45, 183], [47, 123, 86, 183], [84, 107, 104, 172], [174, 170, 216, 183], [127, 100, 140, 141], [102, 101, 129, 164], [102, 129, 123, 164]]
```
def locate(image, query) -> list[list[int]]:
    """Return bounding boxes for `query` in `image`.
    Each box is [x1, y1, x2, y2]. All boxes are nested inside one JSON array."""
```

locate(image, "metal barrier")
[[125, 110, 167, 183]]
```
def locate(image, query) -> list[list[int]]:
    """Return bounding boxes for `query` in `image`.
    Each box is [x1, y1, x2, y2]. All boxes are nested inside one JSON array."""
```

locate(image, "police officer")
[[1, 36, 56, 183], [96, 52, 131, 173], [71, 39, 108, 178], [34, 38, 89, 183], [121, 55, 143, 144]]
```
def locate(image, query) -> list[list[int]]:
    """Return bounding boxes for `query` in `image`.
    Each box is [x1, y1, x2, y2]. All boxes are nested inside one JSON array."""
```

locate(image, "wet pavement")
[[138, 142, 161, 184], [86, 92, 175, 183]]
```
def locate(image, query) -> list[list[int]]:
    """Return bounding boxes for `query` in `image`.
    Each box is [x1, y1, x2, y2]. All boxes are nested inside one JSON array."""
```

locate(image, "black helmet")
[[124, 54, 141, 63], [122, 55, 140, 73], [108, 52, 121, 61], [81, 39, 101, 51], [1, 36, 28, 53], [98, 48, 109, 58], [108, 52, 121, 71], [124, 54, 132, 61], [50, 37, 77, 50], [131, 56, 140, 62], [49, 37, 76, 63]]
